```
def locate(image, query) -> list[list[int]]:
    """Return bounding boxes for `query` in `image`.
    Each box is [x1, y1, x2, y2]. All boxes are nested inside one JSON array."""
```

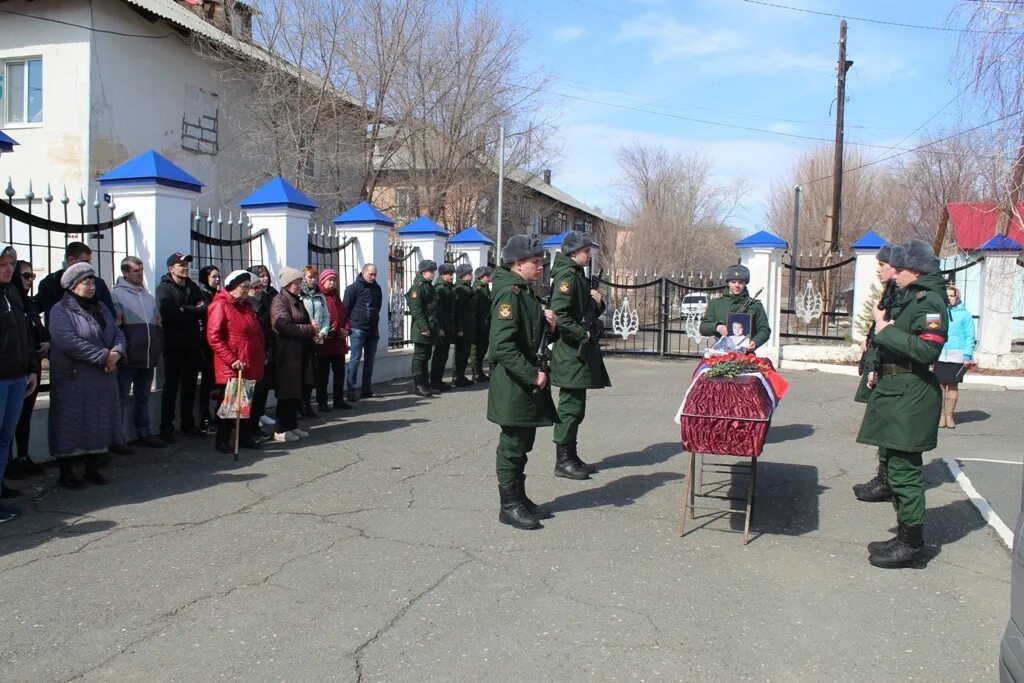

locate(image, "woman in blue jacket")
[[935, 284, 976, 428]]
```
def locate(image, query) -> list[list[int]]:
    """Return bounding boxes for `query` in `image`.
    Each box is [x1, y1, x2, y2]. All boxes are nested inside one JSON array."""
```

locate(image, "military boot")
[[568, 442, 598, 475], [868, 522, 925, 569], [472, 372, 490, 383], [517, 475, 553, 519], [554, 444, 590, 480], [498, 484, 542, 530], [453, 376, 473, 387], [853, 462, 892, 502], [413, 384, 434, 398]]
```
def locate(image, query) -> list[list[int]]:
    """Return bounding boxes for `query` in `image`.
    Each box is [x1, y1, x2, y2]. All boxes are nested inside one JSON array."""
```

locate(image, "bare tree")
[[615, 143, 748, 276]]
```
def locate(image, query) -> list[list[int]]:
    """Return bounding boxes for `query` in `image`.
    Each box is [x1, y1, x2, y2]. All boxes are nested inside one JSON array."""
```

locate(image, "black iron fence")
[[780, 251, 854, 345], [2, 181, 132, 284], [190, 208, 266, 275], [307, 223, 358, 290], [388, 240, 420, 348]]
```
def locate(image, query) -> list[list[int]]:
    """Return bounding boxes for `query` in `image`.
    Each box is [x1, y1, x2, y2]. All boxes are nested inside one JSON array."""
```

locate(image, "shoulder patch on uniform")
[[559, 280, 570, 294], [498, 303, 513, 319], [916, 291, 927, 300], [410, 291, 418, 299], [925, 312, 941, 329]]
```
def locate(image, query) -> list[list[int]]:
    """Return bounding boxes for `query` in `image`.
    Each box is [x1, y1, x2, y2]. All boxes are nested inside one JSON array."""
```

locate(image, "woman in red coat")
[[316, 268, 353, 411], [206, 270, 265, 453]]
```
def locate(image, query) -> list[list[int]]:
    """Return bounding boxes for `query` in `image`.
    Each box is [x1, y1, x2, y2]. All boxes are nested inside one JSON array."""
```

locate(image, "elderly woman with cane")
[[206, 270, 265, 455]]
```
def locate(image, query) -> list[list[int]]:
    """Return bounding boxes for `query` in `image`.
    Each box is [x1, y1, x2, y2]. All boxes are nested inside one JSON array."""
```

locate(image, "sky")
[[508, 0, 986, 230]]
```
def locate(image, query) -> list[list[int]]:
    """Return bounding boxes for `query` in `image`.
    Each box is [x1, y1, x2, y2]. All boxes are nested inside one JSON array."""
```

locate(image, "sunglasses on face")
[[22, 272, 36, 280]]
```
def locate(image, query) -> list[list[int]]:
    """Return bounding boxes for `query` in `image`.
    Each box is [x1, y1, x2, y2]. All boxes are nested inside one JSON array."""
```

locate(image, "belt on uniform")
[[880, 362, 923, 375]]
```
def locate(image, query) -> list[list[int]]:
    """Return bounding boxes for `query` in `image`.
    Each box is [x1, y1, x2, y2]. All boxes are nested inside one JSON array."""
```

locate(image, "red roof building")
[[946, 202, 1024, 250]]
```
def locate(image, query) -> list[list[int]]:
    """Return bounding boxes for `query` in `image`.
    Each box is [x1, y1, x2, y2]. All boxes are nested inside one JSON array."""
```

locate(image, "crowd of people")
[[0, 241, 386, 521]]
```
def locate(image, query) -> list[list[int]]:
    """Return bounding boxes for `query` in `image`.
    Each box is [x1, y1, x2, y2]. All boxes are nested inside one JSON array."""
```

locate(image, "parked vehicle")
[[680, 293, 709, 316], [1001, 477, 1024, 682]]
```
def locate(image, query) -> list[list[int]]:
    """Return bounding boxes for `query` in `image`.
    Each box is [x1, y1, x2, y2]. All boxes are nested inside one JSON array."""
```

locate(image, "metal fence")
[[307, 223, 358, 291], [1, 180, 132, 284], [780, 251, 854, 345], [190, 208, 266, 275], [387, 239, 420, 347]]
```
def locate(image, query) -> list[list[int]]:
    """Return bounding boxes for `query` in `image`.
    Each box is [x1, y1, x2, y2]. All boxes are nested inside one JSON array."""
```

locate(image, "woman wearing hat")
[[698, 264, 770, 350], [270, 268, 319, 441], [315, 268, 351, 412], [47, 262, 127, 489], [206, 270, 266, 454]]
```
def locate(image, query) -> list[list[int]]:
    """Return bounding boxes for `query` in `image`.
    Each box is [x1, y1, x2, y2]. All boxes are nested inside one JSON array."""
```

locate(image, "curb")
[[779, 359, 1024, 390]]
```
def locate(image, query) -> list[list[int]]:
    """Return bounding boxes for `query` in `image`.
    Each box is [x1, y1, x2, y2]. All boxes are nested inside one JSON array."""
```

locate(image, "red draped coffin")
[[680, 374, 773, 458]]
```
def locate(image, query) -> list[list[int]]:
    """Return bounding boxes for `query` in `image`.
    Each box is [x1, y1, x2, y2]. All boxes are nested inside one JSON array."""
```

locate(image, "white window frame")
[[2, 56, 44, 127]]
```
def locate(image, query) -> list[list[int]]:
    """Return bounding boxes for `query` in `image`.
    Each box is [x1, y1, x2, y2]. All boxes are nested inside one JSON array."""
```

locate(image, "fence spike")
[[217, 209, 223, 228], [25, 180, 34, 201], [44, 183, 53, 204], [108, 197, 116, 212], [93, 190, 100, 209], [5, 178, 15, 200], [207, 207, 213, 222], [77, 190, 86, 208], [60, 185, 69, 205]]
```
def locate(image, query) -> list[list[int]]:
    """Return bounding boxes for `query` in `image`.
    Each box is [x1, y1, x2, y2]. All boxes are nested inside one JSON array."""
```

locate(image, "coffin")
[[679, 374, 773, 457]]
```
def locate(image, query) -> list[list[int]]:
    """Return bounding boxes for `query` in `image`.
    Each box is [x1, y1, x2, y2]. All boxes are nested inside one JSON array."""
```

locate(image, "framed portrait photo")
[[726, 312, 752, 341]]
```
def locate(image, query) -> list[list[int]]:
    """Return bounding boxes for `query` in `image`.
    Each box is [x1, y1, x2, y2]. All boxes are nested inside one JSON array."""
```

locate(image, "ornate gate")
[[780, 251, 855, 344], [191, 208, 266, 274], [387, 240, 420, 348], [307, 222, 358, 289]]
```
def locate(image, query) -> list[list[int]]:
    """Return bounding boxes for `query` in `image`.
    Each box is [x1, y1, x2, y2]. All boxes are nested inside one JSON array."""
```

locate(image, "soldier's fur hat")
[[418, 259, 438, 273], [455, 264, 473, 279], [876, 245, 892, 263], [438, 263, 456, 276], [561, 230, 596, 254], [724, 264, 750, 284], [474, 266, 493, 279], [890, 239, 938, 274], [501, 235, 544, 265]]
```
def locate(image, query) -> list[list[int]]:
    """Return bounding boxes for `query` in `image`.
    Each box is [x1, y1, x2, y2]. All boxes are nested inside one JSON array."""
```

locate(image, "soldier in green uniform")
[[857, 239, 948, 569], [698, 264, 770, 349], [430, 263, 456, 392], [451, 264, 477, 387], [488, 236, 558, 530], [549, 231, 611, 480], [470, 266, 493, 382], [406, 259, 437, 397], [852, 244, 898, 502]]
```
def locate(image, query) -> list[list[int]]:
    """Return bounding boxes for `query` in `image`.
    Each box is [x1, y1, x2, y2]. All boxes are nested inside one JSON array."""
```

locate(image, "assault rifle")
[[535, 296, 552, 392], [859, 280, 896, 376], [740, 288, 764, 313], [578, 268, 605, 358]]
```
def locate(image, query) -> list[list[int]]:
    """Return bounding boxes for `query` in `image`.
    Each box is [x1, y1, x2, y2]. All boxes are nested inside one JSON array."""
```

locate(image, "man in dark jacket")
[[470, 266, 493, 382], [342, 263, 383, 401], [155, 252, 206, 441], [698, 264, 770, 349], [112, 256, 166, 448], [430, 264, 457, 392], [407, 260, 438, 397], [35, 241, 114, 326], [451, 264, 477, 387]]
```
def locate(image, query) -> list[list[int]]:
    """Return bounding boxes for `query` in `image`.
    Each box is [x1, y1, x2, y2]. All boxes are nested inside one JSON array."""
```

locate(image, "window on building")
[[556, 211, 567, 232], [3, 58, 43, 125], [517, 195, 529, 221]]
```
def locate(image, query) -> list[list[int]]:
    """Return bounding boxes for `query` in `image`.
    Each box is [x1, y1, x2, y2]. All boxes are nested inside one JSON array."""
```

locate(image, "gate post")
[[850, 231, 888, 345], [98, 150, 202, 288], [736, 230, 788, 365], [448, 227, 494, 275], [333, 201, 396, 360], [241, 176, 318, 281], [398, 215, 448, 271], [976, 235, 1023, 361]]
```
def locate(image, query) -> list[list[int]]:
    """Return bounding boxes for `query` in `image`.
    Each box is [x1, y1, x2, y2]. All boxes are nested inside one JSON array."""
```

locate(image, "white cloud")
[[616, 14, 743, 63], [551, 25, 587, 42], [548, 123, 805, 229]]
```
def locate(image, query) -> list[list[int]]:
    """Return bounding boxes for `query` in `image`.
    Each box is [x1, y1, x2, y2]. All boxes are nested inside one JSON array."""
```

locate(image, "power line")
[[0, 8, 178, 39], [801, 109, 1023, 186], [742, 0, 1024, 33]]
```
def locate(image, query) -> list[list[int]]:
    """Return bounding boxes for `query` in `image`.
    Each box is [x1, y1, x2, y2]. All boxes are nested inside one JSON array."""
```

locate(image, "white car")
[[679, 293, 709, 317]]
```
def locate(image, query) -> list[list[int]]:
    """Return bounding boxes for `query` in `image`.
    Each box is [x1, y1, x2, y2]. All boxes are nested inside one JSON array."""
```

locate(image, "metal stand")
[[679, 452, 759, 545]]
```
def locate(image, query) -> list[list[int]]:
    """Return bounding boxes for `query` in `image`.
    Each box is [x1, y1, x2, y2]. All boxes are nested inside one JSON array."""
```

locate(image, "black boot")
[[430, 381, 452, 392], [516, 475, 553, 519], [473, 373, 489, 383], [554, 444, 590, 480], [568, 443, 598, 475], [57, 460, 85, 490], [83, 454, 109, 486], [453, 376, 473, 387], [853, 462, 892, 502], [498, 484, 542, 530], [869, 522, 925, 569], [303, 401, 320, 419], [413, 384, 434, 397]]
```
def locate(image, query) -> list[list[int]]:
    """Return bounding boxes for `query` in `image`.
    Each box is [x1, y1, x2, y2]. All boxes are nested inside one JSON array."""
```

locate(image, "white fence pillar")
[[736, 230, 788, 365], [448, 227, 494, 276], [97, 150, 202, 288], [333, 201, 395, 359], [241, 176, 317, 281], [850, 231, 889, 344], [976, 235, 1023, 360], [399, 216, 448, 269]]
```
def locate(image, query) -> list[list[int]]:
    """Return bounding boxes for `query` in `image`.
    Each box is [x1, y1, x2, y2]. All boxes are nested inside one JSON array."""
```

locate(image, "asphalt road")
[[0, 358, 1014, 682]]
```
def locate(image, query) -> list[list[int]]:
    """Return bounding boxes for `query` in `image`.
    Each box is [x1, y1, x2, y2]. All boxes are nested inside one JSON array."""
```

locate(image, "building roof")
[[333, 201, 395, 226], [851, 230, 888, 250], [98, 149, 204, 191], [120, 0, 362, 109], [978, 234, 1023, 251], [0, 130, 18, 153], [506, 167, 615, 224], [448, 226, 494, 245], [946, 202, 1024, 250], [399, 215, 447, 237], [240, 176, 317, 211], [735, 230, 787, 249]]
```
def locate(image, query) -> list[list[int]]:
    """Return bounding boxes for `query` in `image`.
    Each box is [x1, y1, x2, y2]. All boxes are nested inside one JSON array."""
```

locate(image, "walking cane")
[[233, 367, 243, 461]]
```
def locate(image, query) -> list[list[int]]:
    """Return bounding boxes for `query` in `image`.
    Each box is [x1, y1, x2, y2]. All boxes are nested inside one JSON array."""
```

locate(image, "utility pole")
[[790, 185, 801, 308], [829, 19, 852, 254], [496, 125, 505, 258]]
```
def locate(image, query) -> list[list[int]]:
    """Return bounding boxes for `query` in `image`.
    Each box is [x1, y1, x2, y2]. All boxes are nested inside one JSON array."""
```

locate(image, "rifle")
[[860, 280, 896, 376], [740, 288, 763, 313], [535, 296, 552, 393], [578, 268, 605, 358]]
